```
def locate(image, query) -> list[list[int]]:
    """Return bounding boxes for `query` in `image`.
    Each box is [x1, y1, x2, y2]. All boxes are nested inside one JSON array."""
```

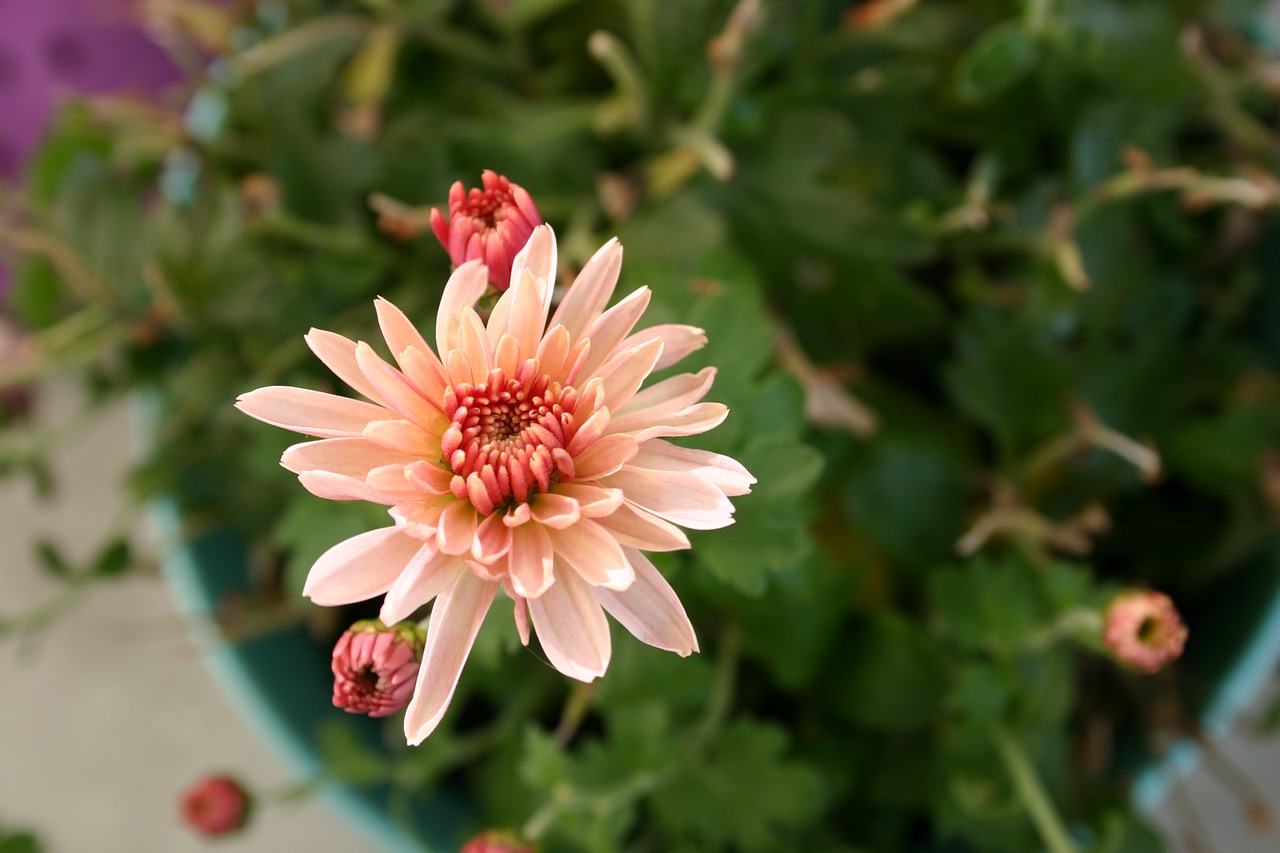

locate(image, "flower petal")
[[510, 224, 556, 322], [593, 502, 691, 551], [363, 418, 437, 455], [280, 438, 419, 478], [615, 367, 716, 420], [404, 570, 499, 745], [303, 527, 422, 606], [549, 237, 622, 344], [472, 512, 513, 564], [379, 546, 465, 624], [554, 483, 625, 518], [603, 466, 736, 530], [355, 342, 450, 433], [597, 337, 664, 412], [571, 434, 638, 480], [509, 522, 554, 598], [620, 323, 707, 371], [528, 564, 611, 682], [298, 470, 394, 504], [529, 492, 582, 529], [578, 288, 653, 380], [436, 500, 479, 556], [236, 387, 390, 438], [549, 518, 633, 590], [304, 329, 385, 404], [595, 548, 698, 656], [374, 296, 433, 367], [629, 439, 755, 497], [435, 260, 489, 356], [608, 402, 729, 443]]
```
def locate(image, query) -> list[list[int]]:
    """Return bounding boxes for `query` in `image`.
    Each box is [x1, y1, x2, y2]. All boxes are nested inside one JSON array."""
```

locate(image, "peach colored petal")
[[404, 570, 499, 745], [363, 418, 437, 455], [548, 238, 622, 343], [304, 329, 385, 404], [594, 548, 698, 656], [549, 519, 633, 590], [565, 405, 612, 457], [529, 493, 582, 529], [570, 434, 638, 480], [510, 224, 556, 321], [379, 547, 464, 624], [509, 522, 554, 598], [457, 307, 493, 383], [535, 324, 571, 382], [365, 464, 435, 503], [608, 402, 729, 443], [593, 502, 692, 551], [598, 337, 664, 412], [374, 297, 434, 368], [405, 460, 454, 495], [512, 593, 531, 646], [355, 343, 449, 433], [435, 260, 489, 356], [507, 269, 548, 358], [303, 527, 422, 606], [553, 483, 625, 518], [616, 367, 716, 419], [527, 565, 611, 682], [398, 346, 449, 413], [446, 348, 474, 389], [578, 288, 652, 380], [621, 323, 707, 371], [298, 470, 395, 505], [472, 513, 513, 564], [630, 439, 756, 497], [280, 438, 418, 478], [604, 467, 735, 530], [389, 496, 452, 539], [236, 387, 391, 438], [435, 500, 479, 555]]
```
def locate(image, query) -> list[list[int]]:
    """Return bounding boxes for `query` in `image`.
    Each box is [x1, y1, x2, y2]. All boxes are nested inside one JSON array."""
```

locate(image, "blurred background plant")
[[5, 0, 1280, 851]]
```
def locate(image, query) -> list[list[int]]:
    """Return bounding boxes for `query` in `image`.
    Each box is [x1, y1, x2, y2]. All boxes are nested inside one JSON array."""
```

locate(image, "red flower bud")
[[429, 171, 543, 291], [179, 775, 250, 837], [1102, 589, 1188, 674]]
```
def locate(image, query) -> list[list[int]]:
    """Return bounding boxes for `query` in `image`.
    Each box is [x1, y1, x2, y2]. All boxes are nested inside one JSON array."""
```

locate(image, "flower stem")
[[992, 726, 1079, 853]]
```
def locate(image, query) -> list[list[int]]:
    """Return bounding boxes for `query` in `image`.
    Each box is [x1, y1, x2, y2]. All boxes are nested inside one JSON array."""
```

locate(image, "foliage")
[[5, 0, 1280, 850]]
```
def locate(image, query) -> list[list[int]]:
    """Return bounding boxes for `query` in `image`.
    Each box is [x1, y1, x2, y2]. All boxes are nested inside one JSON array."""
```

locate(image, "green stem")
[[694, 622, 741, 753], [992, 727, 1079, 853]]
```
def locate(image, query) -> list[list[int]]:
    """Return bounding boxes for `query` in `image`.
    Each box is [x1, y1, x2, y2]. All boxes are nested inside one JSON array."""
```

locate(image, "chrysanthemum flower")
[[179, 775, 251, 837], [429, 171, 543, 292], [1102, 589, 1188, 674], [331, 619, 424, 717], [237, 225, 752, 744]]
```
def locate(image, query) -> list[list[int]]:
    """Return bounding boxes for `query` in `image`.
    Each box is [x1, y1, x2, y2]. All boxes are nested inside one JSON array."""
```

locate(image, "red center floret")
[[441, 365, 579, 515]]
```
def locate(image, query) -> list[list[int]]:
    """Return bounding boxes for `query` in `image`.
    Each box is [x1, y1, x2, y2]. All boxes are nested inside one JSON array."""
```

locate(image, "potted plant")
[[5, 1, 1280, 851]]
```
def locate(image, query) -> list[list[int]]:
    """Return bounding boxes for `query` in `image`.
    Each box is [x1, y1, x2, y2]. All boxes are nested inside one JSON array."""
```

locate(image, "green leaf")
[[831, 613, 944, 732], [0, 832, 43, 853], [90, 538, 132, 579], [652, 719, 824, 851], [955, 22, 1039, 103], [314, 719, 392, 786]]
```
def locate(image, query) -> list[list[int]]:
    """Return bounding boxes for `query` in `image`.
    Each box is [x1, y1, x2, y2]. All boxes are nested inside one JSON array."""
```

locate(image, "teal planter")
[[153, 501, 468, 852]]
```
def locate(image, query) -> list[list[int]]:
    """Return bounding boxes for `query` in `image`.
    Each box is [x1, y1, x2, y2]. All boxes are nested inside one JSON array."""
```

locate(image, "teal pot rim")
[[1130, 553, 1280, 811], [151, 499, 467, 852]]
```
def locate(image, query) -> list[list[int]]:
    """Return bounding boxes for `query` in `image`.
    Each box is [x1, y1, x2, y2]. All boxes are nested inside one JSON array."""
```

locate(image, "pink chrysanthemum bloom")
[[331, 619, 424, 717], [1102, 589, 1188, 674], [179, 775, 251, 837], [429, 171, 543, 292], [237, 225, 752, 744]]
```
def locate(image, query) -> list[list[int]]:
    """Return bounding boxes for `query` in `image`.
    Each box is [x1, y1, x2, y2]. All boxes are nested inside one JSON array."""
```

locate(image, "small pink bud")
[[179, 775, 250, 837], [1103, 589, 1188, 674], [460, 830, 535, 853], [331, 619, 425, 717], [429, 170, 543, 291]]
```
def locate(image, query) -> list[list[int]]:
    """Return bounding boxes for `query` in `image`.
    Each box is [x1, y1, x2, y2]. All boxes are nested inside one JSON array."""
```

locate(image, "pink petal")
[[553, 483, 625, 518], [366, 464, 437, 504], [355, 343, 449, 433], [403, 570, 499, 745], [510, 224, 556, 322], [529, 492, 582, 529], [512, 594, 531, 646], [549, 519, 633, 590], [304, 329, 386, 404], [527, 565, 611, 682], [535, 324, 571, 382], [629, 439, 755, 497], [456, 307, 493, 383], [578, 288, 653, 380], [389, 496, 452, 538], [379, 547, 465, 624], [280, 438, 418, 478], [620, 323, 707, 371], [571, 434, 638, 480], [509, 522, 554, 598], [597, 337, 664, 413], [607, 402, 729, 443], [398, 346, 449, 413], [303, 527, 422, 606], [493, 332, 522, 375], [236, 387, 391, 438], [593, 502, 691, 551], [435, 260, 489, 356], [297, 470, 394, 504], [603, 467, 735, 530], [506, 269, 548, 358], [374, 296, 434, 367], [472, 512, 513, 564], [615, 367, 716, 420], [595, 548, 698, 656], [363, 418, 437, 455], [435, 500, 479, 555], [549, 238, 622, 343]]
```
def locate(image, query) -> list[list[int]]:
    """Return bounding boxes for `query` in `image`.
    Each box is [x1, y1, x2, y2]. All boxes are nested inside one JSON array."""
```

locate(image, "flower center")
[[441, 366, 579, 515], [462, 188, 511, 230]]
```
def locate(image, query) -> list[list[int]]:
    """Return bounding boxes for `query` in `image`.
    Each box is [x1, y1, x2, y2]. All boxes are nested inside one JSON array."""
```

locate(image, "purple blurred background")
[[0, 0, 178, 296]]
